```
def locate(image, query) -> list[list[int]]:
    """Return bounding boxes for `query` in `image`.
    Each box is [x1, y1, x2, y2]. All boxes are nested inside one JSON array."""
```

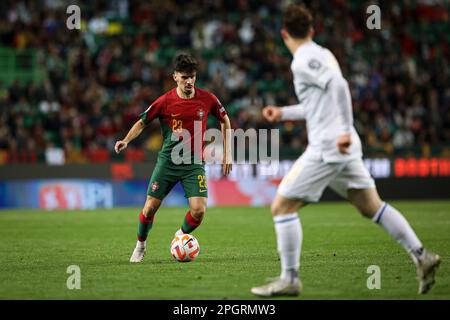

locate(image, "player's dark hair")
[[173, 54, 198, 74], [282, 3, 313, 39]]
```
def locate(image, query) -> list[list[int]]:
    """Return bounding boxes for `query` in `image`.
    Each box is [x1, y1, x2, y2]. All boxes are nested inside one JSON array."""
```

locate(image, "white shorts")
[[278, 153, 375, 202]]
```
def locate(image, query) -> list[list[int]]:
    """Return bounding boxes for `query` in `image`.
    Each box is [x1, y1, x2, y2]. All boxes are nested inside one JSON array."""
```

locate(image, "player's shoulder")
[[292, 41, 341, 86], [298, 41, 328, 57], [195, 87, 221, 103], [163, 88, 177, 99], [195, 87, 213, 98], [293, 42, 328, 70], [153, 88, 176, 106]]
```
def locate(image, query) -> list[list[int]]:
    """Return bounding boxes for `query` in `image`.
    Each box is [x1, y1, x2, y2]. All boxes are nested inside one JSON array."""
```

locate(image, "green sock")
[[181, 211, 202, 233], [137, 211, 153, 241]]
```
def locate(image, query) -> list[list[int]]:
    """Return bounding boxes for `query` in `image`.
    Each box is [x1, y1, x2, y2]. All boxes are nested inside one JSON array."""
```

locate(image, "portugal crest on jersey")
[[151, 181, 159, 192], [197, 109, 204, 120]]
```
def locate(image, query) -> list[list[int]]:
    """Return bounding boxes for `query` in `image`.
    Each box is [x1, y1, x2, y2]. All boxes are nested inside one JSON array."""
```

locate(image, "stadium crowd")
[[0, 0, 449, 164]]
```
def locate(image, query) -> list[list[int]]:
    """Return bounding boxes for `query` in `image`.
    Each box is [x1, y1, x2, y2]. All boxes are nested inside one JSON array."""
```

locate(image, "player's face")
[[174, 72, 196, 96]]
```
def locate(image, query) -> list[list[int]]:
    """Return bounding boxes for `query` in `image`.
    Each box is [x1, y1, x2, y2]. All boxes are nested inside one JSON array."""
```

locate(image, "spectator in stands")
[[0, 0, 449, 163]]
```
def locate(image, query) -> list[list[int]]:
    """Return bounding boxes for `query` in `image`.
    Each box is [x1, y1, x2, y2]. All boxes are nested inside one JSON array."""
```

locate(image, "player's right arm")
[[264, 52, 335, 123], [115, 95, 165, 154], [262, 104, 305, 123], [115, 119, 146, 154]]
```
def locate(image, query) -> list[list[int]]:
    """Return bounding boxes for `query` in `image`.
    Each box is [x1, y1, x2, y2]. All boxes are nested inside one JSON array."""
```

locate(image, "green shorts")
[[147, 158, 208, 200]]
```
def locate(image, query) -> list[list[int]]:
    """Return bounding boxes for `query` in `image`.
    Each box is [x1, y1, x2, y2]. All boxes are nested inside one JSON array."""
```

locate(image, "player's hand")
[[336, 133, 351, 154], [115, 140, 128, 154], [262, 106, 282, 123], [222, 154, 232, 176], [222, 163, 232, 176]]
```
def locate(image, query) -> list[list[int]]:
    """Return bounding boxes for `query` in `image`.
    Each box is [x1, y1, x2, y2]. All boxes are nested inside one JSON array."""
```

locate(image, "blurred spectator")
[[64, 140, 87, 164], [393, 125, 415, 148], [45, 142, 65, 165]]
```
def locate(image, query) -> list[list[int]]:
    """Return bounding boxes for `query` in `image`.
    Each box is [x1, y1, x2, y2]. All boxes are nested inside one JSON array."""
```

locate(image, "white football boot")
[[416, 250, 440, 294], [251, 277, 302, 297], [174, 229, 185, 237], [129, 240, 146, 263]]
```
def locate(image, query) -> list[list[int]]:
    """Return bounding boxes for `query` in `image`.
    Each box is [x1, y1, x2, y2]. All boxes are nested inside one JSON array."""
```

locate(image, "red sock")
[[181, 211, 202, 233], [137, 211, 154, 242]]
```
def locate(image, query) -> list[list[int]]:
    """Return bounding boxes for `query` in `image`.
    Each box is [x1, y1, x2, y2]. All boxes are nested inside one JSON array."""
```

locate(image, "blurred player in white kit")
[[251, 3, 440, 297]]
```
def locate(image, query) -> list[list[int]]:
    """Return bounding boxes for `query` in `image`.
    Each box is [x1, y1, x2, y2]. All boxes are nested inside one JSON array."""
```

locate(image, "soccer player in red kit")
[[115, 54, 232, 262]]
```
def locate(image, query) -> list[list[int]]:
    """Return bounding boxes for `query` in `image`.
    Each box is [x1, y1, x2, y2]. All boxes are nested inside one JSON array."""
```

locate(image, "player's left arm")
[[328, 75, 353, 154], [298, 55, 353, 154], [220, 115, 232, 176], [210, 93, 232, 176]]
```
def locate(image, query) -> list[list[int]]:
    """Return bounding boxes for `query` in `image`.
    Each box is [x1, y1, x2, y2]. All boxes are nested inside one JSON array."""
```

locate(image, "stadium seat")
[[86, 148, 111, 163], [125, 148, 145, 162]]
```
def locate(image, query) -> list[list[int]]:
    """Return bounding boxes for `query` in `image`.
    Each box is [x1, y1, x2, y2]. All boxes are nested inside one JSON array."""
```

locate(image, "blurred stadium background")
[[0, 0, 449, 209]]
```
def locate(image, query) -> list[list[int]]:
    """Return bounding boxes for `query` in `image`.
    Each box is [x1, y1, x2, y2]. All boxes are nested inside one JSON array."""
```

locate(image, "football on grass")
[[170, 234, 200, 262]]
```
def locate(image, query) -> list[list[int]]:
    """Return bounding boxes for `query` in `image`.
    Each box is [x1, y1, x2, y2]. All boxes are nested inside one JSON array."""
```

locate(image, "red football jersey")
[[140, 87, 227, 163]]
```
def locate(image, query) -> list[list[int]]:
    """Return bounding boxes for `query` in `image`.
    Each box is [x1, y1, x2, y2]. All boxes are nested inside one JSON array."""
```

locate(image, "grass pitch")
[[0, 201, 449, 299]]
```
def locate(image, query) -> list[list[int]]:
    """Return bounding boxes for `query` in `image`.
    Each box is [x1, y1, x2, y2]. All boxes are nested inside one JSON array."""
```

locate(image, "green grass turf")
[[0, 201, 449, 300]]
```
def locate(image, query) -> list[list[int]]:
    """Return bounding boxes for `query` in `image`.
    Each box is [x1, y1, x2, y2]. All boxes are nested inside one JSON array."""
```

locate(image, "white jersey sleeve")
[[289, 41, 362, 163], [328, 76, 353, 134], [292, 55, 335, 90], [280, 104, 306, 121]]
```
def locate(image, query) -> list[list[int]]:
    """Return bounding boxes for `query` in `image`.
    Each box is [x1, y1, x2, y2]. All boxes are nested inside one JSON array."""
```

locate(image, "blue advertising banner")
[[0, 179, 189, 210], [113, 180, 188, 208]]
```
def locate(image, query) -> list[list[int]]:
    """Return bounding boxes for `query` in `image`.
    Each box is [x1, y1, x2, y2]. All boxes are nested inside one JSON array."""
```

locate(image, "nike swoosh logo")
[[171, 113, 181, 117], [183, 238, 194, 248], [199, 189, 207, 193]]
